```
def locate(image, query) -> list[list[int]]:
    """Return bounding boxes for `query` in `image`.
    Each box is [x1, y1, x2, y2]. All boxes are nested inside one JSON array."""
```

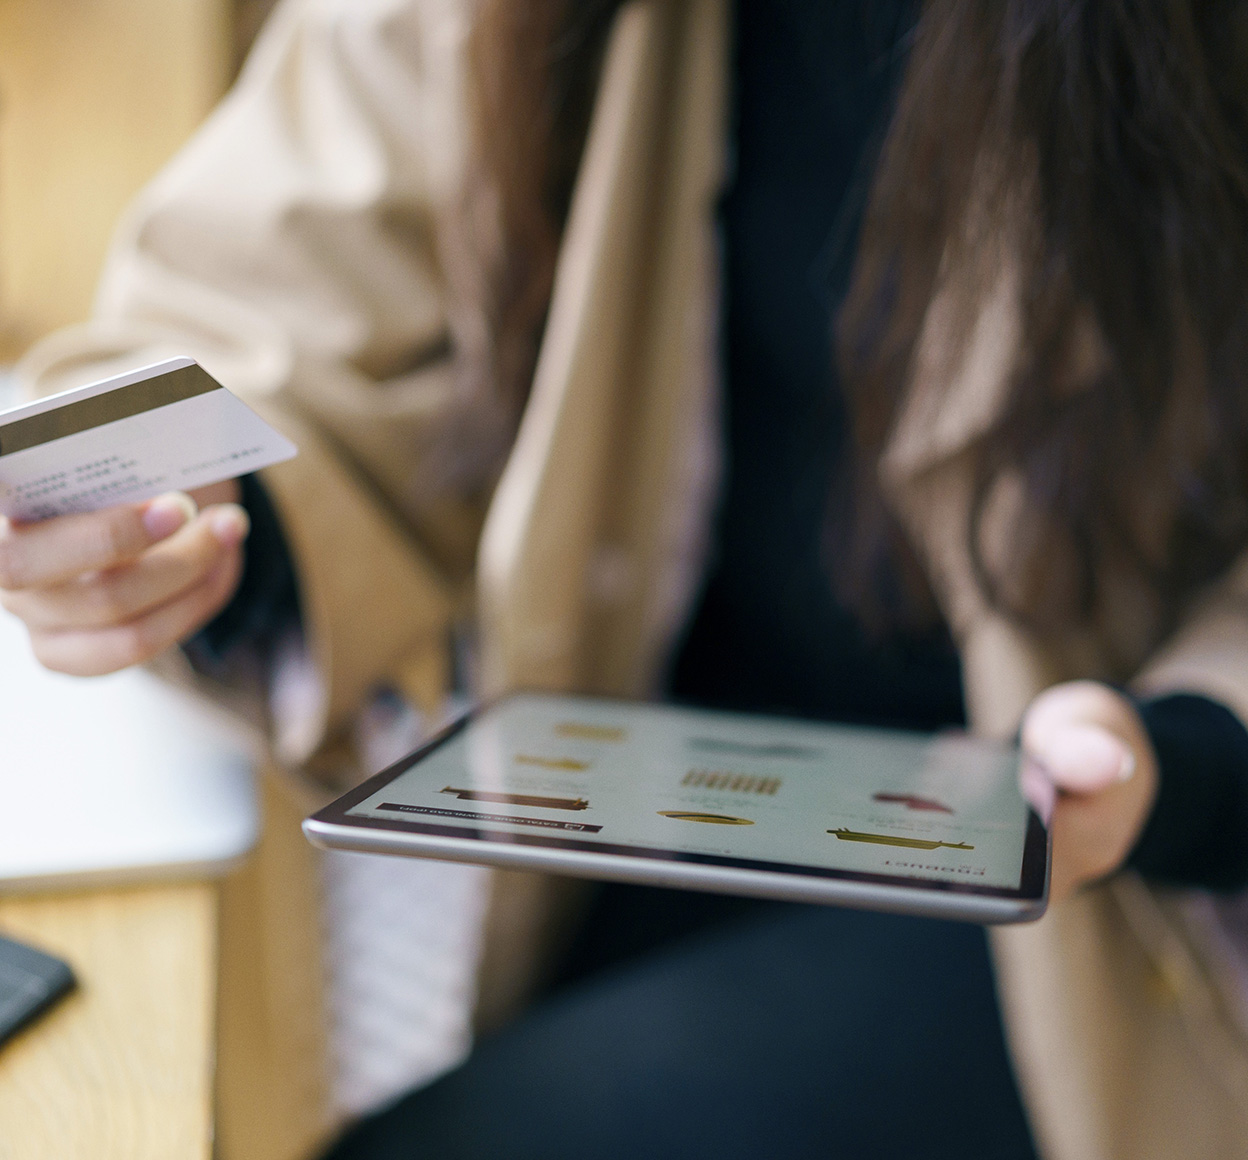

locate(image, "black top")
[[1132, 695, 1248, 890], [667, 0, 963, 730], [198, 0, 1248, 893]]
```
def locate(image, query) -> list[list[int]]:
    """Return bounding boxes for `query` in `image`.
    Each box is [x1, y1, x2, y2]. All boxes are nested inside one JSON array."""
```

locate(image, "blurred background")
[[0, 0, 278, 361]]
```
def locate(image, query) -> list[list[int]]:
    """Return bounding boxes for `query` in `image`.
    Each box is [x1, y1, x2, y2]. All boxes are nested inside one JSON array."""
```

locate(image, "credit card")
[[0, 358, 296, 521]]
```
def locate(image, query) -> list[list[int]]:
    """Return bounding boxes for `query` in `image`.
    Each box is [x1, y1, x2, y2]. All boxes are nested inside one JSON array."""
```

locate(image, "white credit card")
[[0, 358, 296, 520]]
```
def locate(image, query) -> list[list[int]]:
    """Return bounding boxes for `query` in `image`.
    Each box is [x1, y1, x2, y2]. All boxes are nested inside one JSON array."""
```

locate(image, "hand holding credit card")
[[0, 358, 295, 520], [0, 359, 296, 676]]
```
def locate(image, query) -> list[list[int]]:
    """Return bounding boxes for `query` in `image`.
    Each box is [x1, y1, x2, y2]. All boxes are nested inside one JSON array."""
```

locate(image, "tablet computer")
[[304, 693, 1050, 923]]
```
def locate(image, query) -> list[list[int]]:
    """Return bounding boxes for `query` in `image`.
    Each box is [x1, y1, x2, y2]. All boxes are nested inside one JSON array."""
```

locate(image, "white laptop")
[[0, 607, 258, 891]]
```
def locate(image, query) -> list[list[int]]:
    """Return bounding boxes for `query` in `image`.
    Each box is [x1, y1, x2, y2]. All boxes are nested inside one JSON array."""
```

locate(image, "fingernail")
[[1038, 724, 1131, 789], [208, 505, 250, 547], [143, 492, 197, 540]]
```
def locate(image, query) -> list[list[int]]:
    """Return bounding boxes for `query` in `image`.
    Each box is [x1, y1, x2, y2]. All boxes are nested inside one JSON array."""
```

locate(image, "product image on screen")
[[335, 694, 1043, 906]]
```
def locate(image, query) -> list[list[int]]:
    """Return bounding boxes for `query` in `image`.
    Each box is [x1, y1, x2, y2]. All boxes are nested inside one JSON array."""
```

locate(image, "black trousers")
[[322, 887, 1039, 1160]]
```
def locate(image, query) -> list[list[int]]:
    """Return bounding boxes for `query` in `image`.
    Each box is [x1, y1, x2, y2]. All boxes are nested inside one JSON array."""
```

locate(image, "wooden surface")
[[0, 0, 231, 353], [0, 884, 217, 1160], [0, 780, 338, 1160]]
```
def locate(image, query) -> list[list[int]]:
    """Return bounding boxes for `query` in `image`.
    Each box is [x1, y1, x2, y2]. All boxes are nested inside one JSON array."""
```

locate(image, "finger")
[[1022, 680, 1127, 739], [1021, 682, 1139, 794], [0, 492, 197, 590], [1021, 681, 1159, 901], [1, 505, 249, 632], [1025, 722, 1135, 795], [28, 547, 244, 676]]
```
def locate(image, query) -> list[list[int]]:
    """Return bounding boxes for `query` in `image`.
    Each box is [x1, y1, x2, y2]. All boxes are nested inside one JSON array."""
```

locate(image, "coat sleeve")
[[1134, 553, 1248, 721], [14, 0, 500, 781]]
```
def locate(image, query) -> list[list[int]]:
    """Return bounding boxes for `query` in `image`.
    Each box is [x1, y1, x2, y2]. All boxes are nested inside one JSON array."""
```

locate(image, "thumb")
[[1024, 721, 1135, 795]]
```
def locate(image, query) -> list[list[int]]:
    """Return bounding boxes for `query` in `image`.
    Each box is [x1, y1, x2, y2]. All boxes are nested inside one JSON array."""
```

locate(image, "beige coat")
[[19, 0, 1248, 1155]]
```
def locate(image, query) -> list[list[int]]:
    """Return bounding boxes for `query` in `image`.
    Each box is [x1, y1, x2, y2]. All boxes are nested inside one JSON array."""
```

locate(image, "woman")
[[3, 0, 1248, 1155]]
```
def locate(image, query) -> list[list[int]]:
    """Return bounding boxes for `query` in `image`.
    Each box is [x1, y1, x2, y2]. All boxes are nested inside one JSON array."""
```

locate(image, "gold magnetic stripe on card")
[[0, 365, 220, 456]]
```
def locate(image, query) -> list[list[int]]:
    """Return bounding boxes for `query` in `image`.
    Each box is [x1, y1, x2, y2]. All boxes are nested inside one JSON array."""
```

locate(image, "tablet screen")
[[340, 694, 1039, 897]]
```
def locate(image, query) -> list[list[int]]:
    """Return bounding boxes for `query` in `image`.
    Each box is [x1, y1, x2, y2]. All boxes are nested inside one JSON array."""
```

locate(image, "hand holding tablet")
[[0, 359, 295, 674]]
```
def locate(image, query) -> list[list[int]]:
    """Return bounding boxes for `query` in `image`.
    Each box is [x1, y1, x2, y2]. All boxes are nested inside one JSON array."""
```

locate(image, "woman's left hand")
[[1020, 681, 1159, 904]]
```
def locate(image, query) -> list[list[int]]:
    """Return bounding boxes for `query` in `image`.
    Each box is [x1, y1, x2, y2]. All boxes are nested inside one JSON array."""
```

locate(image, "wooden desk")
[[0, 773, 334, 1160], [0, 885, 216, 1159]]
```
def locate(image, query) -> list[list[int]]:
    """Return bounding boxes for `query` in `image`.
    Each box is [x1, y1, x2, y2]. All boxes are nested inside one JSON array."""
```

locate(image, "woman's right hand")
[[0, 482, 249, 675]]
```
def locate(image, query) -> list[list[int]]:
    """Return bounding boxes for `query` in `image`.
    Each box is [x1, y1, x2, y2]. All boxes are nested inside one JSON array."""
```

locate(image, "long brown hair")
[[838, 0, 1248, 635], [474, 0, 1248, 637]]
